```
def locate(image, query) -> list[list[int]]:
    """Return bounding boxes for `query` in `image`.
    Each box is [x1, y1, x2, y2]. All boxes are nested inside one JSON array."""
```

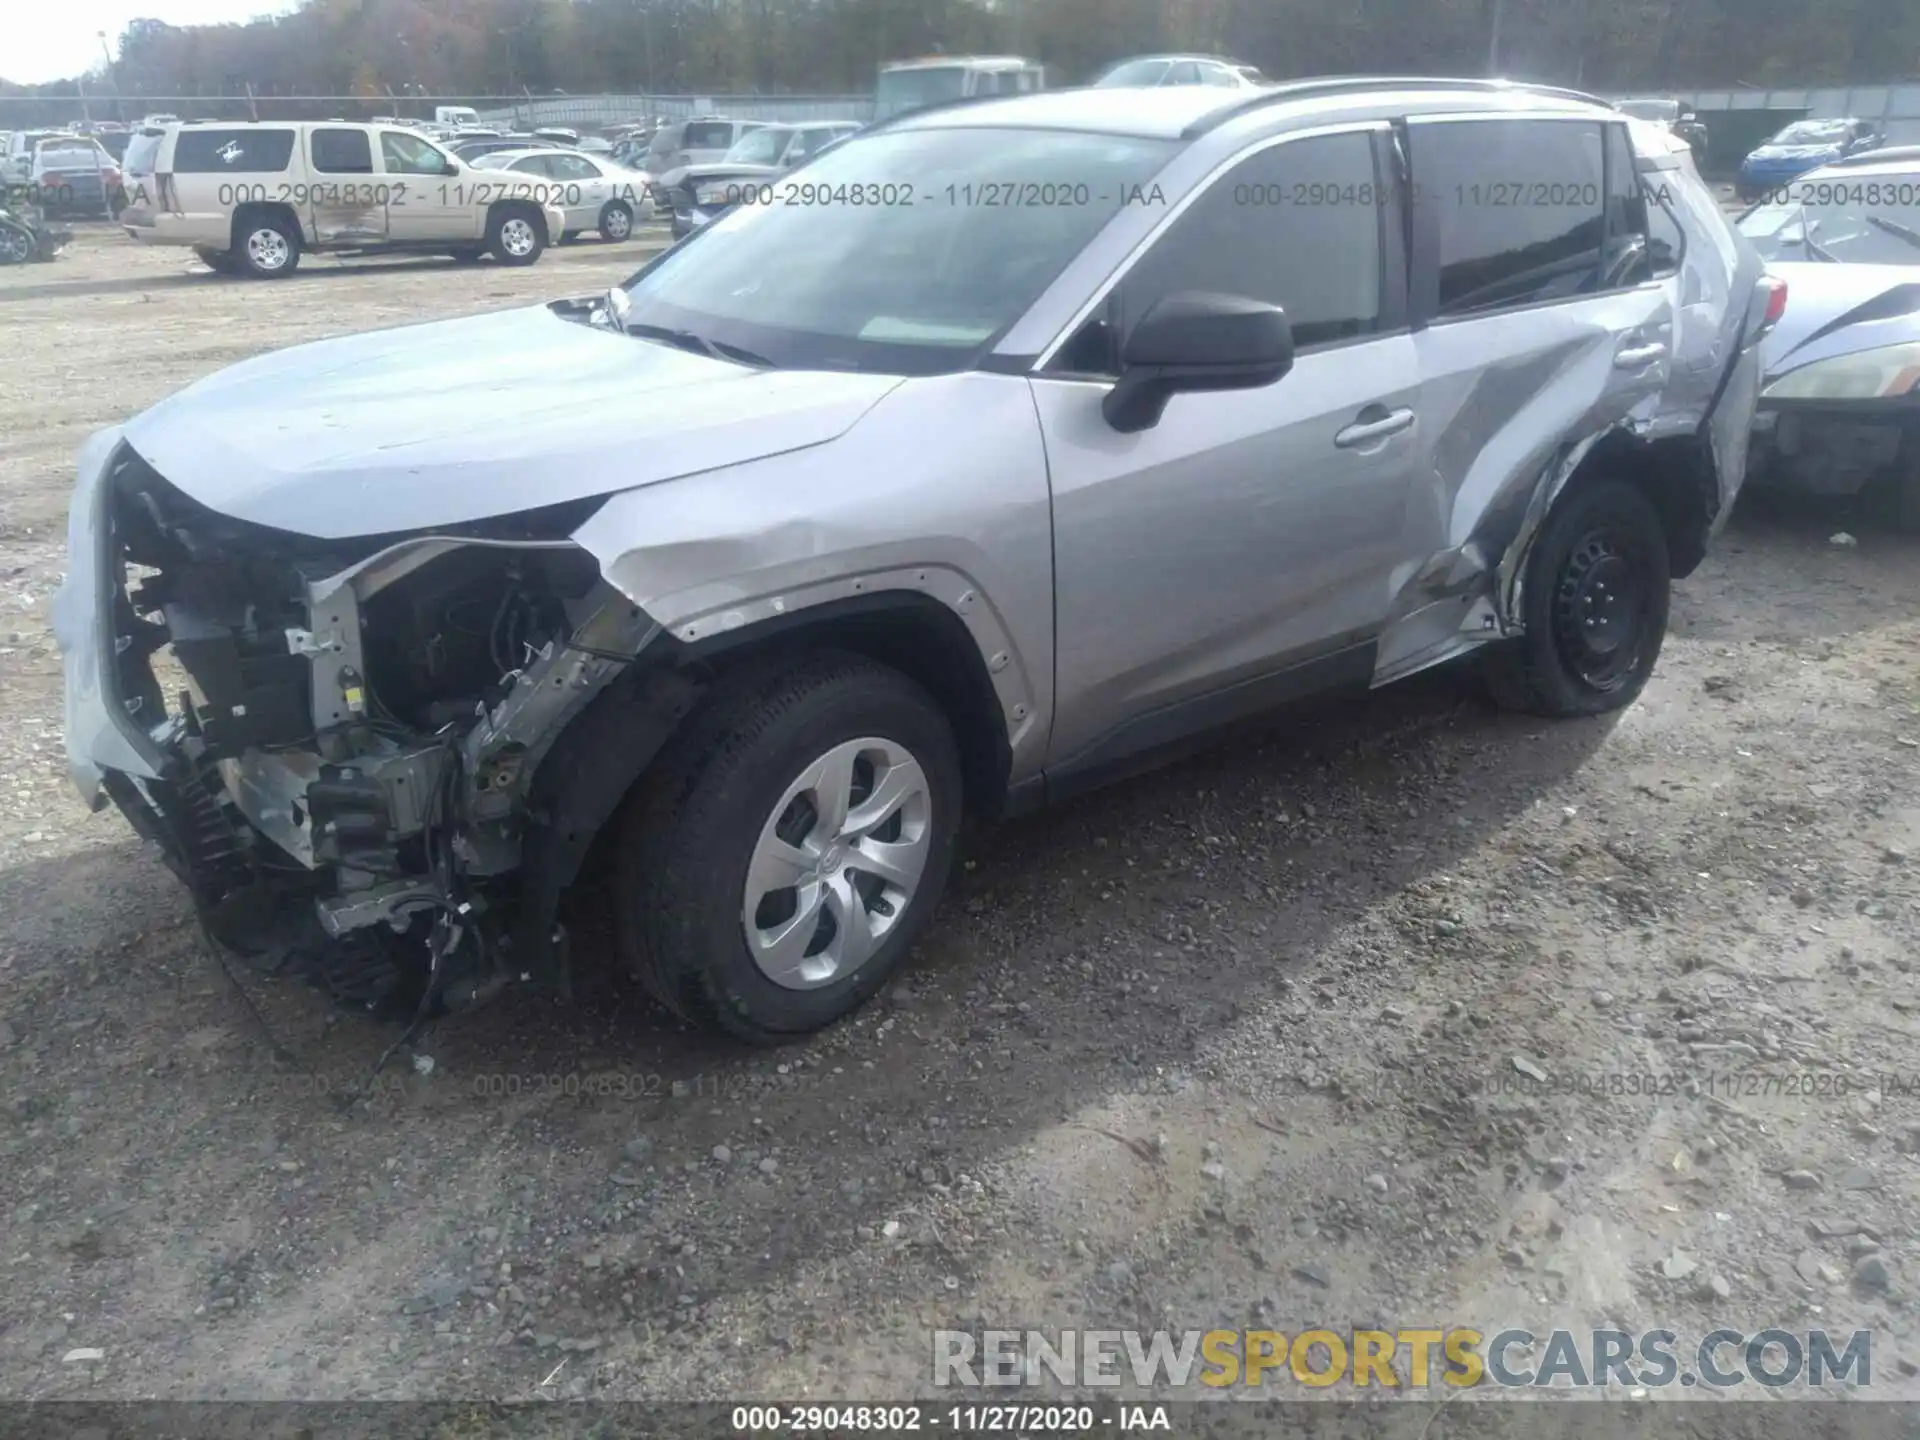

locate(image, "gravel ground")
[[2, 224, 1919, 1406]]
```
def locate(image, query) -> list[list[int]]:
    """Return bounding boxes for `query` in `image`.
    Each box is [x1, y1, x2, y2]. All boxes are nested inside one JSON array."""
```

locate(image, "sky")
[[7, 0, 297, 86]]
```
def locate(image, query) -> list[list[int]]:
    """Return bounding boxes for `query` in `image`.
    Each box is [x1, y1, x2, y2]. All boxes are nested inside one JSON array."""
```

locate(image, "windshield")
[[725, 128, 791, 165], [1737, 174, 1920, 264], [1618, 100, 1678, 122], [875, 66, 970, 115], [618, 126, 1174, 374], [1769, 121, 1851, 148], [1096, 59, 1173, 86]]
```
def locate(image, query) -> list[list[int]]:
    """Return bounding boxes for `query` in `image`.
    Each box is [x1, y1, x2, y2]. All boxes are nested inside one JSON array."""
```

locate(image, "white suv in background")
[[118, 121, 569, 277]]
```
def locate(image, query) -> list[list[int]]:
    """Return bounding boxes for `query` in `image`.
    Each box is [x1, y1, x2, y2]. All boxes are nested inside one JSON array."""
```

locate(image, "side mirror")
[[442, 158, 461, 175], [1102, 291, 1295, 434]]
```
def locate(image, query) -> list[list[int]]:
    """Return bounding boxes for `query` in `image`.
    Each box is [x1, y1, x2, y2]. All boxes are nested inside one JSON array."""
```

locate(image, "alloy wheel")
[[246, 227, 290, 272], [500, 217, 536, 257]]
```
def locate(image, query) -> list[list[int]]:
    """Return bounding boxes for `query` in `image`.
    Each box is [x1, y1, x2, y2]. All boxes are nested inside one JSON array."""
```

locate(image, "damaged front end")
[[54, 435, 683, 1016]]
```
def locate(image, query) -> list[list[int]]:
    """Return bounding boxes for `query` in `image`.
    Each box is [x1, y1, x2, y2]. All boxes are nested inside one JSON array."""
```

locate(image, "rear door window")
[[171, 128, 296, 173], [311, 128, 374, 175], [1409, 118, 1607, 318]]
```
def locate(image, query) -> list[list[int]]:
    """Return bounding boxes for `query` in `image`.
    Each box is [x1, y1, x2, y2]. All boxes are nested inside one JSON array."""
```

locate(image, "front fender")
[[571, 372, 1056, 782]]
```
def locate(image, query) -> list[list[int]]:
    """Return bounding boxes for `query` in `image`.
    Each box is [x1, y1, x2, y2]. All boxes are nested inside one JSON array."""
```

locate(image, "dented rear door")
[[304, 127, 388, 246], [1400, 113, 1674, 584]]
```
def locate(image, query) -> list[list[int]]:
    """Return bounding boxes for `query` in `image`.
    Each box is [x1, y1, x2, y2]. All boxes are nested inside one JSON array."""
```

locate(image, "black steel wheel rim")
[[1551, 527, 1651, 691]]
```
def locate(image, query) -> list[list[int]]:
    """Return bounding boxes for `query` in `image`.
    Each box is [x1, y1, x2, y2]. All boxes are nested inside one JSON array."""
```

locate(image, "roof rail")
[[1183, 75, 1615, 138]]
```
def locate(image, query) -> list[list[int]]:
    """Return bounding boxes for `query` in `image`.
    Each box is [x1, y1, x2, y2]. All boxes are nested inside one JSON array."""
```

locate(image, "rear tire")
[[614, 652, 963, 1045], [1484, 479, 1671, 717], [597, 200, 633, 242], [486, 204, 546, 266], [231, 210, 300, 278]]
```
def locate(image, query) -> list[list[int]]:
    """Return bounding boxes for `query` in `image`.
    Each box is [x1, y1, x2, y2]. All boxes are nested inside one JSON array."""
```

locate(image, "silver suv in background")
[[55, 80, 1772, 1045], [645, 117, 765, 174]]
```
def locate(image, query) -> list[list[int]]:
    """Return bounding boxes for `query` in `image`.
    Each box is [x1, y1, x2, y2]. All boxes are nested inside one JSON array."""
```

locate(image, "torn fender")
[[570, 372, 1057, 783]]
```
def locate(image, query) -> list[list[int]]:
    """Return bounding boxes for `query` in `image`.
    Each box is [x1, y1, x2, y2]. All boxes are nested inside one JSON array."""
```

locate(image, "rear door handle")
[[1614, 343, 1669, 369], [1333, 406, 1416, 449]]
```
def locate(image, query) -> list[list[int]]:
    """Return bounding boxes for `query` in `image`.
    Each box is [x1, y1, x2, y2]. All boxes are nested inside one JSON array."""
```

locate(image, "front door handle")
[[1614, 342, 1669, 369], [1333, 406, 1416, 449]]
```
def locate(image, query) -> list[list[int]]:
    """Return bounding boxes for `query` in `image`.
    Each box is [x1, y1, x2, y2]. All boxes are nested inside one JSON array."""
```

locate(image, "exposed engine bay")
[[97, 446, 677, 1016]]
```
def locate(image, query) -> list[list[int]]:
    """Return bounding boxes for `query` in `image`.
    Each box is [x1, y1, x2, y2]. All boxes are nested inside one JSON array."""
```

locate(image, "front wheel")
[[1484, 479, 1671, 717], [614, 652, 963, 1044], [486, 204, 546, 266], [0, 222, 32, 266]]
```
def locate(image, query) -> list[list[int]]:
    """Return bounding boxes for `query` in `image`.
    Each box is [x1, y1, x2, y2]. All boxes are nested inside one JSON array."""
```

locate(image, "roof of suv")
[[886, 76, 1616, 140]]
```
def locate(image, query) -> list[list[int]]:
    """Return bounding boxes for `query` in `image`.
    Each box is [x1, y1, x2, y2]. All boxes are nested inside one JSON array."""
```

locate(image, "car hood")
[[681, 161, 783, 184], [121, 304, 904, 539], [1745, 144, 1843, 166], [1760, 261, 1920, 379], [661, 161, 780, 189]]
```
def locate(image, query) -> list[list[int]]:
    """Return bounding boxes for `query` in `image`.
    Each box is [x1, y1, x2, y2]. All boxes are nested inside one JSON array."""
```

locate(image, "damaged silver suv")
[[55, 80, 1775, 1044]]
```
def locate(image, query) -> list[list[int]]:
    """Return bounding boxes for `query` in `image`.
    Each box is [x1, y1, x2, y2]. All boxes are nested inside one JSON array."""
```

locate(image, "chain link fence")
[[0, 93, 875, 131]]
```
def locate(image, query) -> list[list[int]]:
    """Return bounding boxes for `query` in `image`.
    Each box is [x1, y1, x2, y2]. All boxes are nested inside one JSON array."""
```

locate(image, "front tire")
[[1484, 479, 1670, 717], [487, 204, 546, 266], [614, 652, 963, 1044]]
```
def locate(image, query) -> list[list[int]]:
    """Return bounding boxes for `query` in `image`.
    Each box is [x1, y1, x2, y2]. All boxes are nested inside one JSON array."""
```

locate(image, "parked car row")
[[4, 128, 124, 215], [56, 80, 1785, 1050]]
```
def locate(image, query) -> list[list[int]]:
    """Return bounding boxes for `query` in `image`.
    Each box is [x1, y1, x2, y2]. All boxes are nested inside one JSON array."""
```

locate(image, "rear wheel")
[[232, 211, 300, 278], [1484, 480, 1670, 717], [614, 652, 962, 1044], [487, 204, 545, 266], [597, 200, 633, 242]]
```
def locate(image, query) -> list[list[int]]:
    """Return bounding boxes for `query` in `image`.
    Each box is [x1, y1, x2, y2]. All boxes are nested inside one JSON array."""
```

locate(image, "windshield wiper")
[[1797, 204, 1839, 263], [1864, 213, 1920, 255], [623, 321, 777, 369]]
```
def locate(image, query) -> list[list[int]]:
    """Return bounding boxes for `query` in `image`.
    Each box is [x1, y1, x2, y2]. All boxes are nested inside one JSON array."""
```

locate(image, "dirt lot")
[[2, 224, 1920, 1408]]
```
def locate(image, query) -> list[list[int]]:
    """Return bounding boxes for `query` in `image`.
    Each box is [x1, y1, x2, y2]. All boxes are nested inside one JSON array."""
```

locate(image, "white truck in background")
[[873, 56, 1045, 119]]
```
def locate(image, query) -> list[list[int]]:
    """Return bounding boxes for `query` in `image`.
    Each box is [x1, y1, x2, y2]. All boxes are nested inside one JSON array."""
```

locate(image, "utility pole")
[[97, 31, 124, 123], [1487, 0, 1505, 75]]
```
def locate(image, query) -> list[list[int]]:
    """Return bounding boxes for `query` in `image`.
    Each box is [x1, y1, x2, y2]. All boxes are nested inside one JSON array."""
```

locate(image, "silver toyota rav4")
[[55, 79, 1776, 1043]]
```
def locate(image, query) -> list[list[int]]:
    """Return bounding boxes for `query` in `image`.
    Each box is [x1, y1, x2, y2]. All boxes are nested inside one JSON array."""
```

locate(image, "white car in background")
[[471, 146, 656, 241], [1736, 152, 1920, 525]]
